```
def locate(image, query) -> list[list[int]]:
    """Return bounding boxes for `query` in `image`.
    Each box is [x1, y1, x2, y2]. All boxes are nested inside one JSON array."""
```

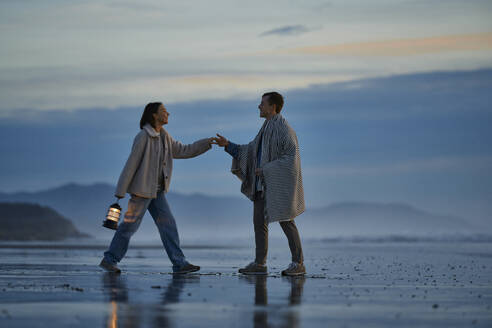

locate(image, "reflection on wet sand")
[[153, 275, 200, 328], [283, 276, 306, 328], [109, 301, 117, 328], [162, 275, 200, 304], [287, 276, 305, 306], [102, 273, 128, 302], [102, 273, 130, 328], [240, 275, 306, 328], [101, 273, 200, 328]]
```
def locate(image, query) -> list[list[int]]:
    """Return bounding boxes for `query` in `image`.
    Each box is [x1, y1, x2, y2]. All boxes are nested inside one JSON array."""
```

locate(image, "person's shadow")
[[239, 275, 306, 328]]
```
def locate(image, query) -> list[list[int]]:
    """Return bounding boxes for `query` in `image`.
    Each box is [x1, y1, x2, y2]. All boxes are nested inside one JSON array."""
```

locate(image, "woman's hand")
[[208, 137, 217, 146]]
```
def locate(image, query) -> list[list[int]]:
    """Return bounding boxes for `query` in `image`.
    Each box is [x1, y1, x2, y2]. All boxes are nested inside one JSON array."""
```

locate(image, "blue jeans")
[[104, 192, 188, 272]]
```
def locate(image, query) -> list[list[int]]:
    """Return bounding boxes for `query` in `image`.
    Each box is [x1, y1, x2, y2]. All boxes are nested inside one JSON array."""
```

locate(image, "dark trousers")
[[253, 192, 304, 265]]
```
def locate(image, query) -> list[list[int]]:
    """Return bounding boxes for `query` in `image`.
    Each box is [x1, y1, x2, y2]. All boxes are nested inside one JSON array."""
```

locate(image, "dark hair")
[[262, 92, 284, 113], [140, 102, 162, 129]]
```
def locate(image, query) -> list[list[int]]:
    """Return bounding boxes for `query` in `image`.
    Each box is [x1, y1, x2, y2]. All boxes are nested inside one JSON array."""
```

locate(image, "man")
[[214, 92, 306, 276], [100, 102, 215, 274]]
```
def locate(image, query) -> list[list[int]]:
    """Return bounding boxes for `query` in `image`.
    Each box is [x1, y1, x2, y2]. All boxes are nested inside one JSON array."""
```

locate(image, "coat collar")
[[260, 113, 282, 131], [270, 113, 282, 122], [143, 124, 160, 138]]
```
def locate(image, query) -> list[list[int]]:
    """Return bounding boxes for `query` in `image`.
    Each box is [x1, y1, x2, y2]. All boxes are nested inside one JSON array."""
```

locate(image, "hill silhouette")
[[0, 202, 89, 241]]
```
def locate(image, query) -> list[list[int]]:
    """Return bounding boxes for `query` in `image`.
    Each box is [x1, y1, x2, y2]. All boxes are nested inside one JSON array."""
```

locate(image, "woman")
[[100, 102, 214, 274]]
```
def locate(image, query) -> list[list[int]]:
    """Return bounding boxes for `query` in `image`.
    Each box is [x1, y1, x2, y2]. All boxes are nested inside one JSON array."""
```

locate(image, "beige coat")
[[115, 124, 211, 198]]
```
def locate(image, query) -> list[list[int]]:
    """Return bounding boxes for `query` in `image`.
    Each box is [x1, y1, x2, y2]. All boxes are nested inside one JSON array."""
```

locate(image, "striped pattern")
[[231, 114, 305, 223]]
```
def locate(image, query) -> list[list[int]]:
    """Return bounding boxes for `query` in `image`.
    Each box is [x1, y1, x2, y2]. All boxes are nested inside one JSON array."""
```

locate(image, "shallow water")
[[0, 241, 491, 327]]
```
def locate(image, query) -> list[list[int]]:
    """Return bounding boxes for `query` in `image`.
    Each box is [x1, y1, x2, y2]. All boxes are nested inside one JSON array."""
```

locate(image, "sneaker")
[[281, 262, 306, 276], [99, 258, 121, 274], [174, 263, 200, 274], [238, 262, 267, 275]]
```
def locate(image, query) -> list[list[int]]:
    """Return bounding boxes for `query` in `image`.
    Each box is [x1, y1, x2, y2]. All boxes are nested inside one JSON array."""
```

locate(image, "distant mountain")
[[0, 202, 89, 241], [0, 183, 478, 241], [299, 202, 477, 237]]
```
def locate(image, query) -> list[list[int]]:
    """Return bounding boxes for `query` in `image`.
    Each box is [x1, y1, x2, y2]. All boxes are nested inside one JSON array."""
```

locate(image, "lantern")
[[103, 200, 122, 230]]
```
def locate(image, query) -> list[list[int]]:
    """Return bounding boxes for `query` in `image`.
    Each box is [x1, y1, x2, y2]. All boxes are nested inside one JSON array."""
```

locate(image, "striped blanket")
[[231, 114, 305, 223]]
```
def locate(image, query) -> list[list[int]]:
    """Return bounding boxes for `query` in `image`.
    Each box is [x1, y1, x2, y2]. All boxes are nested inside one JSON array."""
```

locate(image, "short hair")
[[140, 102, 162, 129], [262, 92, 284, 113]]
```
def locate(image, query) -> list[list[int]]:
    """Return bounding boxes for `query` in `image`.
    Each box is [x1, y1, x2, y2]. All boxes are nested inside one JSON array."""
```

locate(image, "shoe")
[[238, 262, 267, 275], [281, 262, 306, 276], [99, 258, 121, 274], [174, 263, 200, 274]]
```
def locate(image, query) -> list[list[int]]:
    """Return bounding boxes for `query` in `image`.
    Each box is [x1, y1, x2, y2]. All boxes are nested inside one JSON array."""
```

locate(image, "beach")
[[0, 239, 491, 327]]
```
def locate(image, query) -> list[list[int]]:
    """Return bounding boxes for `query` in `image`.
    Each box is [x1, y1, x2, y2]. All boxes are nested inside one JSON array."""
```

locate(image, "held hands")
[[210, 133, 229, 147], [207, 137, 216, 146]]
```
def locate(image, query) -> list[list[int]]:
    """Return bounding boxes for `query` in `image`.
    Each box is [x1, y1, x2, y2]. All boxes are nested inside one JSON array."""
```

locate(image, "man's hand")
[[255, 168, 263, 176], [212, 133, 229, 147]]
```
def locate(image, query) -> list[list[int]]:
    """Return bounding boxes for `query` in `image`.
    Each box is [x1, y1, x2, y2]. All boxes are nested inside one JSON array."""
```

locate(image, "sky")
[[0, 1, 491, 225], [1, 0, 492, 110]]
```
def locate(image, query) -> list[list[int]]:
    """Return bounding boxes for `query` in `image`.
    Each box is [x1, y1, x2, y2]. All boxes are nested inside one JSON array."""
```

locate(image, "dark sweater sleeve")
[[225, 141, 239, 159]]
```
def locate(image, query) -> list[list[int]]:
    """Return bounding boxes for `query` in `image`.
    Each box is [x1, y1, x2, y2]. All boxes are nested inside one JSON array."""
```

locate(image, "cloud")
[[106, 2, 169, 12], [282, 33, 492, 56], [0, 71, 354, 111], [259, 25, 311, 37], [304, 156, 492, 178], [284, 68, 492, 123]]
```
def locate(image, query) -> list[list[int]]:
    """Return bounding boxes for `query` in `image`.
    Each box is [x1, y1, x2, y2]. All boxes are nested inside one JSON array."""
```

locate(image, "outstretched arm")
[[171, 135, 213, 159]]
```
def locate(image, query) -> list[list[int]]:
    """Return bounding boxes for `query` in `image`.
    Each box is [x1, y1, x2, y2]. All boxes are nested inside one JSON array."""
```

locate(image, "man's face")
[[258, 96, 276, 118], [154, 104, 169, 125]]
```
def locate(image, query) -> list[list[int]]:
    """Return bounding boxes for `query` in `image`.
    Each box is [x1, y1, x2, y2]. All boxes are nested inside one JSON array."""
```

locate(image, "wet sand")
[[0, 241, 491, 327]]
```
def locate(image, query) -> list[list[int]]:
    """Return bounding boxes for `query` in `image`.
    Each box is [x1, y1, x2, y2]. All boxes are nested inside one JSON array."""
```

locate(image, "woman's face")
[[153, 104, 170, 125]]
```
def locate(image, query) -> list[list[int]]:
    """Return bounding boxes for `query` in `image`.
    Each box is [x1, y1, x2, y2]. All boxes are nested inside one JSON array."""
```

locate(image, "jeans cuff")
[[103, 252, 118, 265]]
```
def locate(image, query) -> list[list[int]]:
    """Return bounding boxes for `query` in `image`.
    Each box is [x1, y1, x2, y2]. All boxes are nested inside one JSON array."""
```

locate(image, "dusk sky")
[[1, 0, 492, 110], [1, 1, 491, 226]]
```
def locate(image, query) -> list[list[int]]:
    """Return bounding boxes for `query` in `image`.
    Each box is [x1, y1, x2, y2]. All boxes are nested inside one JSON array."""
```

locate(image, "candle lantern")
[[103, 200, 122, 230]]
